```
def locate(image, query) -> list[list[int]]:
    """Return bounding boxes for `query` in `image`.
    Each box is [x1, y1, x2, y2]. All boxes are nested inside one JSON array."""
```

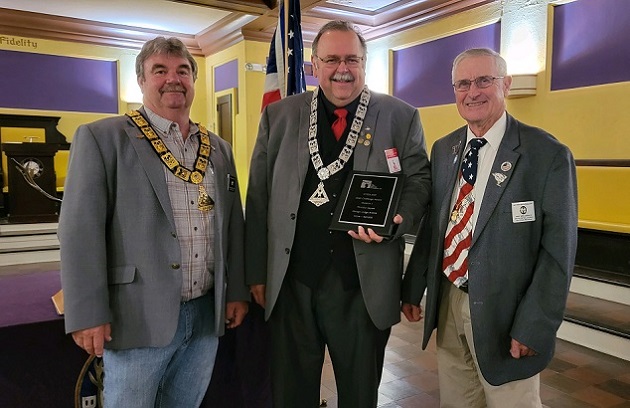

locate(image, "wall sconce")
[[508, 74, 537, 98]]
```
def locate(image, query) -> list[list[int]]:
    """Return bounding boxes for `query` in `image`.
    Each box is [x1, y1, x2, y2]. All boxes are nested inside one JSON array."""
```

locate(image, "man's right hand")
[[401, 303, 423, 322], [250, 284, 266, 308], [72, 323, 112, 357]]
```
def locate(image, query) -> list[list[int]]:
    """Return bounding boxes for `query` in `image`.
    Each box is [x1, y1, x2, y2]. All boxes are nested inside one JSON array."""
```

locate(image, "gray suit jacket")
[[404, 114, 577, 385], [246, 91, 431, 330], [59, 112, 248, 349]]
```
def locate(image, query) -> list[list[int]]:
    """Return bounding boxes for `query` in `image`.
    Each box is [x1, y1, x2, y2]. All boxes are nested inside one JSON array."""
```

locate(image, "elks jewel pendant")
[[308, 181, 329, 207]]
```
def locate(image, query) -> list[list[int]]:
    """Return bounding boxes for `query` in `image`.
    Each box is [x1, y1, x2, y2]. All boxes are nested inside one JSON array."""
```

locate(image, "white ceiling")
[[326, 0, 401, 12], [0, 0, 231, 35]]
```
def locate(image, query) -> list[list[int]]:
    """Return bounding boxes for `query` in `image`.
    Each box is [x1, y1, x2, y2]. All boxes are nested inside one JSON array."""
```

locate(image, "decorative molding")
[[197, 13, 259, 55], [0, 8, 203, 55], [0, 0, 496, 55], [575, 160, 630, 167], [169, 0, 276, 14]]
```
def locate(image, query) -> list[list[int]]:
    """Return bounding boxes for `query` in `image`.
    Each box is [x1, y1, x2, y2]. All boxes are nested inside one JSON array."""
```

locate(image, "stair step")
[[570, 275, 630, 306], [0, 222, 59, 236], [0, 234, 59, 253], [574, 265, 630, 288], [564, 292, 630, 339], [0, 250, 60, 266]]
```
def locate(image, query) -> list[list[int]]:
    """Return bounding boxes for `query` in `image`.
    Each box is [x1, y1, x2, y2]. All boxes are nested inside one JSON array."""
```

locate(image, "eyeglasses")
[[314, 55, 365, 67], [453, 76, 504, 92]]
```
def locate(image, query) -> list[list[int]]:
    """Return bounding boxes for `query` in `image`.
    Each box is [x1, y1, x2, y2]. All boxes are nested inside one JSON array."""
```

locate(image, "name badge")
[[384, 148, 401, 173], [511, 201, 535, 223], [227, 174, 236, 192]]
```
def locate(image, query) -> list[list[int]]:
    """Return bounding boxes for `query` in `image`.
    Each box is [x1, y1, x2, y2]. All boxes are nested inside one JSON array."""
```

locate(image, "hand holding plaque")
[[329, 171, 405, 239]]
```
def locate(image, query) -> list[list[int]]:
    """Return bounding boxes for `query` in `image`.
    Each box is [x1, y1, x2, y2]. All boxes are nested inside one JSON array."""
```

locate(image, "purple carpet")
[[0, 270, 272, 407]]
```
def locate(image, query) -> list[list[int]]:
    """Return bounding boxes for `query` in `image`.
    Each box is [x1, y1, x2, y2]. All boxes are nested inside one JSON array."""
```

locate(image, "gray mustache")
[[161, 86, 185, 92], [331, 72, 354, 82]]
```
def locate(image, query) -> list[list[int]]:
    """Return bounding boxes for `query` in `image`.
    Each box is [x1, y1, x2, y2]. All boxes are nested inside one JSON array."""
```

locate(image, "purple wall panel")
[[0, 50, 118, 113], [393, 23, 501, 108], [305, 62, 318, 87], [214, 59, 238, 92], [552, 0, 630, 90]]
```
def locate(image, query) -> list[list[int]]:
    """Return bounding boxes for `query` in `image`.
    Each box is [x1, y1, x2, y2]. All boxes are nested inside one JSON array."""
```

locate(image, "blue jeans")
[[102, 293, 218, 408]]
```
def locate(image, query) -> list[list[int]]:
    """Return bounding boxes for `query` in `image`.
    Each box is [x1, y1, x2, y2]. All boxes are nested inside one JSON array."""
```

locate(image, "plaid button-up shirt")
[[145, 108, 215, 302]]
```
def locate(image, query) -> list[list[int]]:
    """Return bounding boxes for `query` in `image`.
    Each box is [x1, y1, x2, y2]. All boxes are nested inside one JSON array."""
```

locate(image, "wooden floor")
[[318, 311, 630, 408], [4, 262, 629, 408]]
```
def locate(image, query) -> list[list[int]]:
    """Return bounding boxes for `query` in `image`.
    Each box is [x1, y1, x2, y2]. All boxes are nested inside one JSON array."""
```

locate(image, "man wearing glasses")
[[403, 48, 577, 407], [246, 20, 431, 408]]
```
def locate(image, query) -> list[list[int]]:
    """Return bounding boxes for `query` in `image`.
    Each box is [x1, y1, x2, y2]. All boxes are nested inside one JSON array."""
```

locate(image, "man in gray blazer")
[[58, 37, 249, 408], [246, 21, 431, 408], [403, 48, 577, 407]]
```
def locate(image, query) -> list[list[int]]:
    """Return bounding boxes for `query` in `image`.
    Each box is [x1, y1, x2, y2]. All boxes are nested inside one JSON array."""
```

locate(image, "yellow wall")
[[205, 39, 312, 200], [363, 2, 630, 233], [205, 40, 266, 199]]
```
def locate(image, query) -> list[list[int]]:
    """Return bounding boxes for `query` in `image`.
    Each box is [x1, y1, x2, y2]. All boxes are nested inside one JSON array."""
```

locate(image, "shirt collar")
[[142, 106, 199, 138], [465, 111, 507, 150]]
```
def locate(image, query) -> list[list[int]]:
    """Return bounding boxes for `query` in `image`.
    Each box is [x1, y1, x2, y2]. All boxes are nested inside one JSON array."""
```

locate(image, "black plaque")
[[330, 171, 405, 238]]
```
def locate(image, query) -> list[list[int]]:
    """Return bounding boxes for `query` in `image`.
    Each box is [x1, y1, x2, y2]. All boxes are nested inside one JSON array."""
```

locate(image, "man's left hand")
[[510, 338, 537, 358], [225, 301, 249, 329], [348, 214, 403, 243]]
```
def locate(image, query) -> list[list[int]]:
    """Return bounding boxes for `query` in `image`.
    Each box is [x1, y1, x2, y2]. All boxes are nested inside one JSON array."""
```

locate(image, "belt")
[[458, 282, 469, 293]]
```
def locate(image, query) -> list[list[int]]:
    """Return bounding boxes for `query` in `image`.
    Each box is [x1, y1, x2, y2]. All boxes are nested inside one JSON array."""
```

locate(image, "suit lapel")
[[473, 115, 521, 244], [209, 137, 225, 234], [298, 93, 313, 186], [125, 116, 176, 230], [353, 95, 379, 171], [438, 130, 467, 237]]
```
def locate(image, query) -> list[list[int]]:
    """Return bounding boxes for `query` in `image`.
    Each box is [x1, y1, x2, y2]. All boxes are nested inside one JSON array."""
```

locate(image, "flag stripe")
[[261, 0, 305, 111]]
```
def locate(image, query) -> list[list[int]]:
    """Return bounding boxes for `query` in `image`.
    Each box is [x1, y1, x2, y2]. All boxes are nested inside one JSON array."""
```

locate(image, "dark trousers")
[[269, 266, 391, 408]]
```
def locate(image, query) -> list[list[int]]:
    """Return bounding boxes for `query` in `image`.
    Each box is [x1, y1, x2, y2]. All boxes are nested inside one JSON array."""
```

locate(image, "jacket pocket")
[[108, 265, 136, 285]]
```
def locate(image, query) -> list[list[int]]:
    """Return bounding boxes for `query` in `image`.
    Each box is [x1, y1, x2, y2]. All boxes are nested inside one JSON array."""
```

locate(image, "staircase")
[[0, 222, 60, 266]]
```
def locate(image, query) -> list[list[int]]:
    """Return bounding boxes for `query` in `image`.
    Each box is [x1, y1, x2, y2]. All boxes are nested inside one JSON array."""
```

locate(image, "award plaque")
[[330, 171, 405, 238]]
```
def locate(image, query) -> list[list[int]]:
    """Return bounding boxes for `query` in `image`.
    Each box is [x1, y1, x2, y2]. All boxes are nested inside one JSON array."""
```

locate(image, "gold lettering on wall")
[[0, 36, 38, 49]]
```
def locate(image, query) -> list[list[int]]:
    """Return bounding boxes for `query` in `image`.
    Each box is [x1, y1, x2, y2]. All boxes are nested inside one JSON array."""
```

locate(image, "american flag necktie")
[[331, 108, 348, 141], [442, 137, 487, 288]]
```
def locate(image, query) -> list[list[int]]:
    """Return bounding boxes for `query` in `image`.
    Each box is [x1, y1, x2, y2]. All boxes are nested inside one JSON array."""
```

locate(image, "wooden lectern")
[[2, 142, 60, 223]]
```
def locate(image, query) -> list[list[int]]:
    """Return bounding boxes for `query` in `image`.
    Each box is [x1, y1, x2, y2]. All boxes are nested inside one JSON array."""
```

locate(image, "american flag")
[[261, 0, 306, 110]]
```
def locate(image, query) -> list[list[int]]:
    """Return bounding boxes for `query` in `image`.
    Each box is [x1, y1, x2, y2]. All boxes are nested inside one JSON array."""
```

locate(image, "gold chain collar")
[[127, 110, 211, 185]]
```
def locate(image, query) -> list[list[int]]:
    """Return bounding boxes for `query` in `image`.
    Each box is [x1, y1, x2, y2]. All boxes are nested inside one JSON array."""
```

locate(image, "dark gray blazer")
[[245, 90, 431, 330], [404, 114, 577, 385], [59, 112, 248, 349]]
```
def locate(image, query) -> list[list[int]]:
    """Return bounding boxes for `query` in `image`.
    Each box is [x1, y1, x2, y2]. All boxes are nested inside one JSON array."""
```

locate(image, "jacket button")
[[171, 232, 177, 238], [171, 263, 181, 269], [285, 248, 290, 254], [290, 213, 296, 220]]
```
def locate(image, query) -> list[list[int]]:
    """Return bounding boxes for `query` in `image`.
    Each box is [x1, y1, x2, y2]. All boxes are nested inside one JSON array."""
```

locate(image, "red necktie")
[[331, 108, 348, 141], [442, 138, 487, 288]]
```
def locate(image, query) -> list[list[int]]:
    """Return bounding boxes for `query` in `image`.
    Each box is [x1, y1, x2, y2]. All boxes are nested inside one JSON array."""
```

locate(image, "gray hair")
[[452, 48, 507, 82], [136, 36, 198, 81], [312, 20, 367, 57]]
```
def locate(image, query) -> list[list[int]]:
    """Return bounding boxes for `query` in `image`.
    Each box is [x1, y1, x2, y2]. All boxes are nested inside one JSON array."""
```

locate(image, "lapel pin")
[[358, 137, 365, 144], [364, 140, 371, 146], [501, 161, 512, 171], [492, 172, 507, 186]]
